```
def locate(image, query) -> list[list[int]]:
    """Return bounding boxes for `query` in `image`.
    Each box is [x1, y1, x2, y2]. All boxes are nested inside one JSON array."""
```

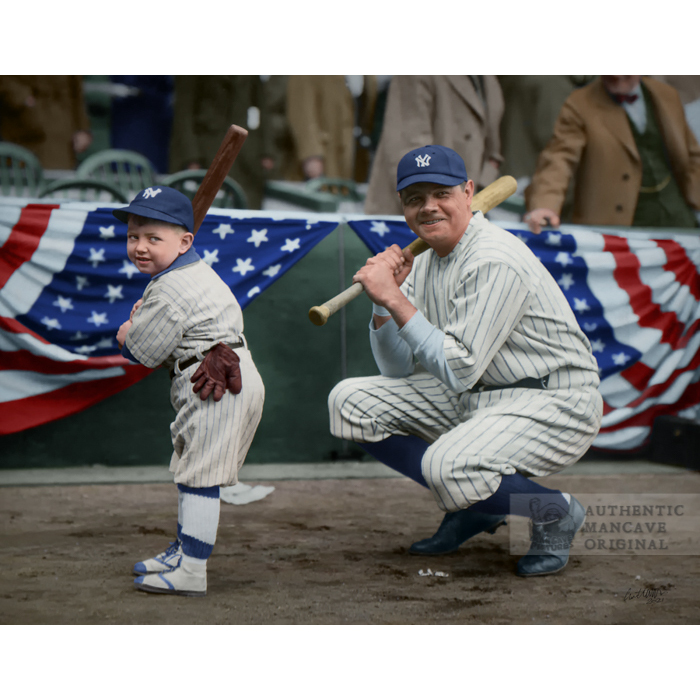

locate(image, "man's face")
[[126, 219, 193, 276], [602, 75, 642, 95], [399, 181, 474, 256]]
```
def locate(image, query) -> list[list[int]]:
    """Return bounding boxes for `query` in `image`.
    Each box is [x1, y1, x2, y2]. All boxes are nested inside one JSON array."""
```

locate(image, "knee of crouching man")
[[327, 379, 357, 438]]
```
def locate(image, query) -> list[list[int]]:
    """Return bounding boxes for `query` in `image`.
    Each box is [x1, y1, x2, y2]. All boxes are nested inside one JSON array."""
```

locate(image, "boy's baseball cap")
[[113, 186, 194, 232], [396, 145, 469, 191]]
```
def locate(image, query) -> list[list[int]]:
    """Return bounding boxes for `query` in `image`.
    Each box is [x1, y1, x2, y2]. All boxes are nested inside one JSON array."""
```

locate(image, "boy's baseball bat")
[[191, 124, 248, 234], [308, 175, 518, 326]]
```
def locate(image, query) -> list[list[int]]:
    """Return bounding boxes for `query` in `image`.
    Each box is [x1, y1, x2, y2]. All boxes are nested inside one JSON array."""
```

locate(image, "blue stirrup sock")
[[469, 473, 570, 523], [357, 435, 430, 488], [357, 438, 569, 522], [177, 484, 221, 561]]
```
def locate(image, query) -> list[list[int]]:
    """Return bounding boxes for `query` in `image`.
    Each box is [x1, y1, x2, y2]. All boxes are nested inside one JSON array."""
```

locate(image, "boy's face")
[[126, 218, 194, 276]]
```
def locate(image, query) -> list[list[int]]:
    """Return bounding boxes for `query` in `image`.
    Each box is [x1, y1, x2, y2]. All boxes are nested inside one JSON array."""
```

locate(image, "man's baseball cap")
[[396, 145, 469, 191], [113, 186, 194, 232]]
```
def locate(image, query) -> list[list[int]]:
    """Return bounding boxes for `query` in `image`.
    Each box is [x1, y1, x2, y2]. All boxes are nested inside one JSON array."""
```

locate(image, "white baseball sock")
[[177, 484, 221, 563]]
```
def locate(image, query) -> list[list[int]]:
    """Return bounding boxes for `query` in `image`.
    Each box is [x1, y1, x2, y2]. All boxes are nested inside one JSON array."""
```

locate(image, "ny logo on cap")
[[142, 187, 162, 199], [415, 154, 431, 168]]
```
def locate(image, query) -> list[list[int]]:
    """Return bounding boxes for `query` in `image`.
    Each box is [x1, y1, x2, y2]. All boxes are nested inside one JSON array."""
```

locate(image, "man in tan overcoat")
[[525, 76, 700, 231], [498, 76, 594, 182], [169, 76, 273, 209], [0, 76, 92, 169], [285, 76, 357, 181], [363, 76, 504, 215]]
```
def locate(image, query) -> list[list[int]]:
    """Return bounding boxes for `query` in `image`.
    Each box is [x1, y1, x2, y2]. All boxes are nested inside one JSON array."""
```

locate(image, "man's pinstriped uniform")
[[329, 211, 602, 511]]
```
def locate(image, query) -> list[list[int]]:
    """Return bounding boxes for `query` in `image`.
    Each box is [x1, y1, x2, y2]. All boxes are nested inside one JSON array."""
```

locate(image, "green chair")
[[39, 178, 129, 203], [0, 142, 45, 197], [76, 149, 156, 199], [161, 170, 249, 210], [305, 177, 364, 203]]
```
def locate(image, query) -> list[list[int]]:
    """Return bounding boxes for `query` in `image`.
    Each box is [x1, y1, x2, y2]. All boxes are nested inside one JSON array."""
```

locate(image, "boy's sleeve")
[[124, 290, 184, 368]]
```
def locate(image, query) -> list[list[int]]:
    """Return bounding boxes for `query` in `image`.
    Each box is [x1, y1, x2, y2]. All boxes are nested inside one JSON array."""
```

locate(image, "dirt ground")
[[1, 472, 699, 625]]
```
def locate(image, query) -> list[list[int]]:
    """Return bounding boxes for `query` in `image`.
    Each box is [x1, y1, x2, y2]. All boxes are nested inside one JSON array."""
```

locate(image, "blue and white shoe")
[[134, 561, 207, 597], [133, 540, 183, 575]]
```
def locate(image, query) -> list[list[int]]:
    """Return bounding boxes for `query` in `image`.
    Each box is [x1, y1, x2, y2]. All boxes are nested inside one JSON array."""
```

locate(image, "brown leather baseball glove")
[[191, 343, 242, 401]]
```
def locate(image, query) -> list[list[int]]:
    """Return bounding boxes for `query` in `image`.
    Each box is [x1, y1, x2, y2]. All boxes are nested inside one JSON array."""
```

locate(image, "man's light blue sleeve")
[[397, 311, 467, 393], [369, 315, 415, 377]]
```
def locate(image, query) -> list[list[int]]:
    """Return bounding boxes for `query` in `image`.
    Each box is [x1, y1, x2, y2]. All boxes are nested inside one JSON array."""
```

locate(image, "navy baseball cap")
[[113, 186, 194, 232], [396, 145, 469, 191]]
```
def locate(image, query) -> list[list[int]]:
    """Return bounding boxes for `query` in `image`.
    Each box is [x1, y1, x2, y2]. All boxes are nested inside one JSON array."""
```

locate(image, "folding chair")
[[0, 142, 45, 197], [76, 149, 156, 199], [161, 169, 249, 210], [39, 178, 129, 203]]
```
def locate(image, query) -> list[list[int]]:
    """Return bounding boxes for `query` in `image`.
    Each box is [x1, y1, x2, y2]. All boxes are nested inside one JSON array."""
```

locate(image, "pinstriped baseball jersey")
[[329, 212, 602, 510], [400, 211, 599, 390], [127, 254, 245, 372], [126, 252, 264, 488]]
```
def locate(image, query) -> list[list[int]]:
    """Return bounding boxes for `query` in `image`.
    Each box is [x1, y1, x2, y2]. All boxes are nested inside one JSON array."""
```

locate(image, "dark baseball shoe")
[[516, 496, 586, 577], [133, 539, 183, 575], [409, 510, 507, 555]]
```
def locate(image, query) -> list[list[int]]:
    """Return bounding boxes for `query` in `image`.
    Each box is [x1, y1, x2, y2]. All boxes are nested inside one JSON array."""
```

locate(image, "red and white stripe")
[[577, 230, 700, 450], [0, 203, 150, 435]]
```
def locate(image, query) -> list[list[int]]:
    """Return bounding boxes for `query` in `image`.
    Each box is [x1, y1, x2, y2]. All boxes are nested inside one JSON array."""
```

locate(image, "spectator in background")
[[259, 76, 297, 181], [499, 76, 594, 223], [285, 76, 357, 181], [0, 76, 92, 169], [498, 76, 593, 185], [169, 76, 272, 209], [525, 76, 700, 233], [653, 76, 700, 143], [350, 75, 378, 184], [109, 76, 174, 174], [368, 76, 392, 160], [363, 76, 504, 215]]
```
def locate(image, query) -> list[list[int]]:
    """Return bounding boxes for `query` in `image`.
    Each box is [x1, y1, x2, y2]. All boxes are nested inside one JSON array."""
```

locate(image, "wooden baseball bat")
[[308, 175, 518, 326], [191, 124, 248, 234]]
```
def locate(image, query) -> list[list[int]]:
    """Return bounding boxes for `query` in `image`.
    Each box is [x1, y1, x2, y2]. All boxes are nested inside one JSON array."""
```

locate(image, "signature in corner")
[[623, 586, 667, 604]]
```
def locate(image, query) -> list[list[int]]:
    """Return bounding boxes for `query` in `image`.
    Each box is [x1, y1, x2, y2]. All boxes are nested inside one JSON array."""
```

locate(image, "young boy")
[[114, 187, 265, 596]]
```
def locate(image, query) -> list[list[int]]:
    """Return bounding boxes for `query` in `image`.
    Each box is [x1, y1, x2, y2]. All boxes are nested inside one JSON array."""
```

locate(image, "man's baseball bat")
[[191, 124, 248, 234], [308, 175, 518, 326]]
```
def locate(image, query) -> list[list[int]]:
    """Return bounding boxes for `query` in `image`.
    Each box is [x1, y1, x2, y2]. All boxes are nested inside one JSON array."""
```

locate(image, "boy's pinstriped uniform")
[[127, 254, 264, 488], [115, 185, 265, 595], [330, 211, 603, 511]]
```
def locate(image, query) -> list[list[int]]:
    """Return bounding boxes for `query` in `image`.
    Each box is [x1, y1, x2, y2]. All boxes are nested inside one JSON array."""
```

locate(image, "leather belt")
[[170, 340, 244, 380], [473, 374, 550, 393]]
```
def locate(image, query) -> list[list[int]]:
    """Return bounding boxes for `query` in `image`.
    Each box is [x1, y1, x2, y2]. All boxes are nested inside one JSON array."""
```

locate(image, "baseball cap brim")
[[112, 202, 191, 230], [396, 172, 466, 192]]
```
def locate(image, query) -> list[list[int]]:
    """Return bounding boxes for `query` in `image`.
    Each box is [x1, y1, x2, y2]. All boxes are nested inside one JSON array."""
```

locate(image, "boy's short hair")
[[128, 213, 189, 235]]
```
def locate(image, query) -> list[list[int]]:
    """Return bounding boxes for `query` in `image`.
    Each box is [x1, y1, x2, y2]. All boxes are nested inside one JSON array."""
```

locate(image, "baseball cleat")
[[133, 562, 207, 597], [133, 539, 183, 575], [516, 495, 586, 577], [409, 510, 507, 555]]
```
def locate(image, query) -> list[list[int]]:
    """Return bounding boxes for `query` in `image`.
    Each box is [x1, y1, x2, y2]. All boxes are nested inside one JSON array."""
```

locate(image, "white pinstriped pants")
[[168, 347, 265, 489], [329, 368, 603, 511]]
